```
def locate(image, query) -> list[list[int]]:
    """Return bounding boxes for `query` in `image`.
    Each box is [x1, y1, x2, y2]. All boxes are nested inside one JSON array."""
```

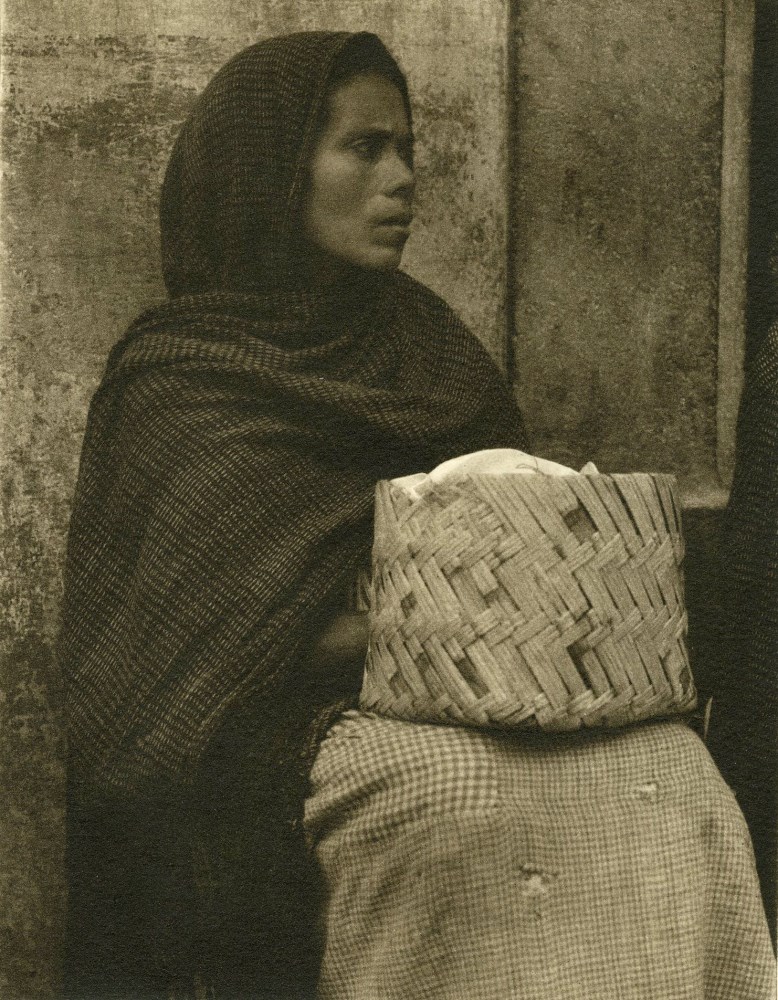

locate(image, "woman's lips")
[[374, 215, 412, 245], [374, 226, 410, 248], [380, 212, 412, 224]]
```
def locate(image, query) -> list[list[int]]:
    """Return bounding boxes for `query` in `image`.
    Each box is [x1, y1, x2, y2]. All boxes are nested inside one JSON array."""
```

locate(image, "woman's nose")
[[383, 148, 415, 200]]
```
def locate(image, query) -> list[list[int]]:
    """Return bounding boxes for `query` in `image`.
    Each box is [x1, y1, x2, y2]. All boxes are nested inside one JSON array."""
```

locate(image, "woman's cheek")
[[331, 160, 368, 214]]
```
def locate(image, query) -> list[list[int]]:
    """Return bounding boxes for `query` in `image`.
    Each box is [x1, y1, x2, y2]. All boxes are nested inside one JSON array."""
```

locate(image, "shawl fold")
[[709, 321, 778, 936]]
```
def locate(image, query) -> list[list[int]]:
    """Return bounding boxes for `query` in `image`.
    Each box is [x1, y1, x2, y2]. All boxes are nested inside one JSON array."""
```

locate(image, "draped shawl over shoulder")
[[59, 30, 528, 995], [61, 274, 526, 798]]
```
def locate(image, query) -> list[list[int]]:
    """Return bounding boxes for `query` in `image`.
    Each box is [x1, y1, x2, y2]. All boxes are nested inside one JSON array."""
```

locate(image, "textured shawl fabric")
[[59, 30, 528, 997], [60, 274, 527, 799]]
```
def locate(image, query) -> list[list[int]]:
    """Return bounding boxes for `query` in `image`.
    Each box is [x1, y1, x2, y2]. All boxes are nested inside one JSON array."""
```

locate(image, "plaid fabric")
[[306, 713, 775, 999]]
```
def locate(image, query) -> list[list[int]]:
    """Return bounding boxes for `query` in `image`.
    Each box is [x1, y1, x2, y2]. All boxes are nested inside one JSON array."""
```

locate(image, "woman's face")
[[304, 72, 415, 273]]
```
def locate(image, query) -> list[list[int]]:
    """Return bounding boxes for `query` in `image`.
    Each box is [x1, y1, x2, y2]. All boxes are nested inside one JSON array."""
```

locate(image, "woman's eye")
[[351, 138, 382, 161]]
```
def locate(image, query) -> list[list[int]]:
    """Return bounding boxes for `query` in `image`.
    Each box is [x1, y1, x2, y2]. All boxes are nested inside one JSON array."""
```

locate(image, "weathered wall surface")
[[510, 0, 729, 501], [0, 2, 509, 995]]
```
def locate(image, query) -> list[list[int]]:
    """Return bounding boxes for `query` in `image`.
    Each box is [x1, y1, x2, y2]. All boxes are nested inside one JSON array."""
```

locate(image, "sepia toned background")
[[1, 0, 773, 995]]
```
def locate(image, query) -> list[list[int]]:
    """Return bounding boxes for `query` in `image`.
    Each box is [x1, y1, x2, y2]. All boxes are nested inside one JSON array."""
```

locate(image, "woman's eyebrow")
[[341, 126, 413, 144]]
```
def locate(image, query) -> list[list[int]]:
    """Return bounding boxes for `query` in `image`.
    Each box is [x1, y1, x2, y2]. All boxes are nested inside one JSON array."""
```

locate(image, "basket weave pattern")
[[361, 473, 696, 731]]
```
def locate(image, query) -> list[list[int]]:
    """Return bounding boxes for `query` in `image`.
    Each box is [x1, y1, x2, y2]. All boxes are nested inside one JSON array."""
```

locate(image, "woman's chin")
[[359, 244, 405, 272]]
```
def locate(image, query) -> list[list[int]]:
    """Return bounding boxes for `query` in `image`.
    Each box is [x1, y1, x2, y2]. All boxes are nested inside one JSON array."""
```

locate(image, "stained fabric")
[[58, 30, 528, 998], [306, 713, 775, 1000], [709, 320, 778, 938]]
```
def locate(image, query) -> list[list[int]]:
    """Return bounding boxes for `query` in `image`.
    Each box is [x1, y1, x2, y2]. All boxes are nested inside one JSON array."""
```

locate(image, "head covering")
[[160, 31, 410, 296], [59, 31, 528, 996]]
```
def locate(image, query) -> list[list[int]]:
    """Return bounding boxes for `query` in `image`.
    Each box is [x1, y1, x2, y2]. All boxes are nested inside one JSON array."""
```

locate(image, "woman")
[[58, 31, 528, 999], [59, 29, 773, 1000]]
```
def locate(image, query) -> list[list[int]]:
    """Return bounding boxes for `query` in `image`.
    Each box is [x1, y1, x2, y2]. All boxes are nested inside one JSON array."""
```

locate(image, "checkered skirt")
[[305, 714, 774, 999]]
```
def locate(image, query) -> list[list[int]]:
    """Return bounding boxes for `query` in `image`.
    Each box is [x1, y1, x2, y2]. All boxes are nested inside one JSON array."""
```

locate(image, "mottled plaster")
[[510, 0, 727, 497]]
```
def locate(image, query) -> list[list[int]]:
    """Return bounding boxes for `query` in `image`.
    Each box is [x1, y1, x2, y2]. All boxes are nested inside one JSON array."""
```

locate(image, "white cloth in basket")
[[391, 448, 598, 498]]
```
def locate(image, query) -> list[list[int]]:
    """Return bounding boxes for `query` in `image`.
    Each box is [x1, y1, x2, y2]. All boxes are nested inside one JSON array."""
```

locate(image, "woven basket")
[[361, 473, 696, 731]]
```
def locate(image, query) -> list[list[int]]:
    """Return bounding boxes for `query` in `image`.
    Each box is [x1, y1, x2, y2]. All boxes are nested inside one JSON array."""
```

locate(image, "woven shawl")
[[59, 30, 528, 995], [59, 30, 527, 800], [60, 274, 527, 800]]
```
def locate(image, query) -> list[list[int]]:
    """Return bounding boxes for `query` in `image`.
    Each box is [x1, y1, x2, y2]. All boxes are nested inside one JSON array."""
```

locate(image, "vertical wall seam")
[[715, 0, 755, 490], [503, 0, 520, 385]]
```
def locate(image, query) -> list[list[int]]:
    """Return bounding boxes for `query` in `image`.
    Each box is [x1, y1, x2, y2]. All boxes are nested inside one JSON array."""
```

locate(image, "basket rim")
[[376, 471, 679, 498]]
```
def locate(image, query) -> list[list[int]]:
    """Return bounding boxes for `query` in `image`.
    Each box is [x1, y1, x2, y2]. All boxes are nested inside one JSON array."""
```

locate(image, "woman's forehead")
[[324, 73, 411, 139]]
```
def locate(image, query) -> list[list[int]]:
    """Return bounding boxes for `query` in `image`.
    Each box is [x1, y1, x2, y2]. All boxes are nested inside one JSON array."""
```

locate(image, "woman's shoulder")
[[391, 270, 462, 320], [389, 271, 492, 356], [389, 272, 512, 393]]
